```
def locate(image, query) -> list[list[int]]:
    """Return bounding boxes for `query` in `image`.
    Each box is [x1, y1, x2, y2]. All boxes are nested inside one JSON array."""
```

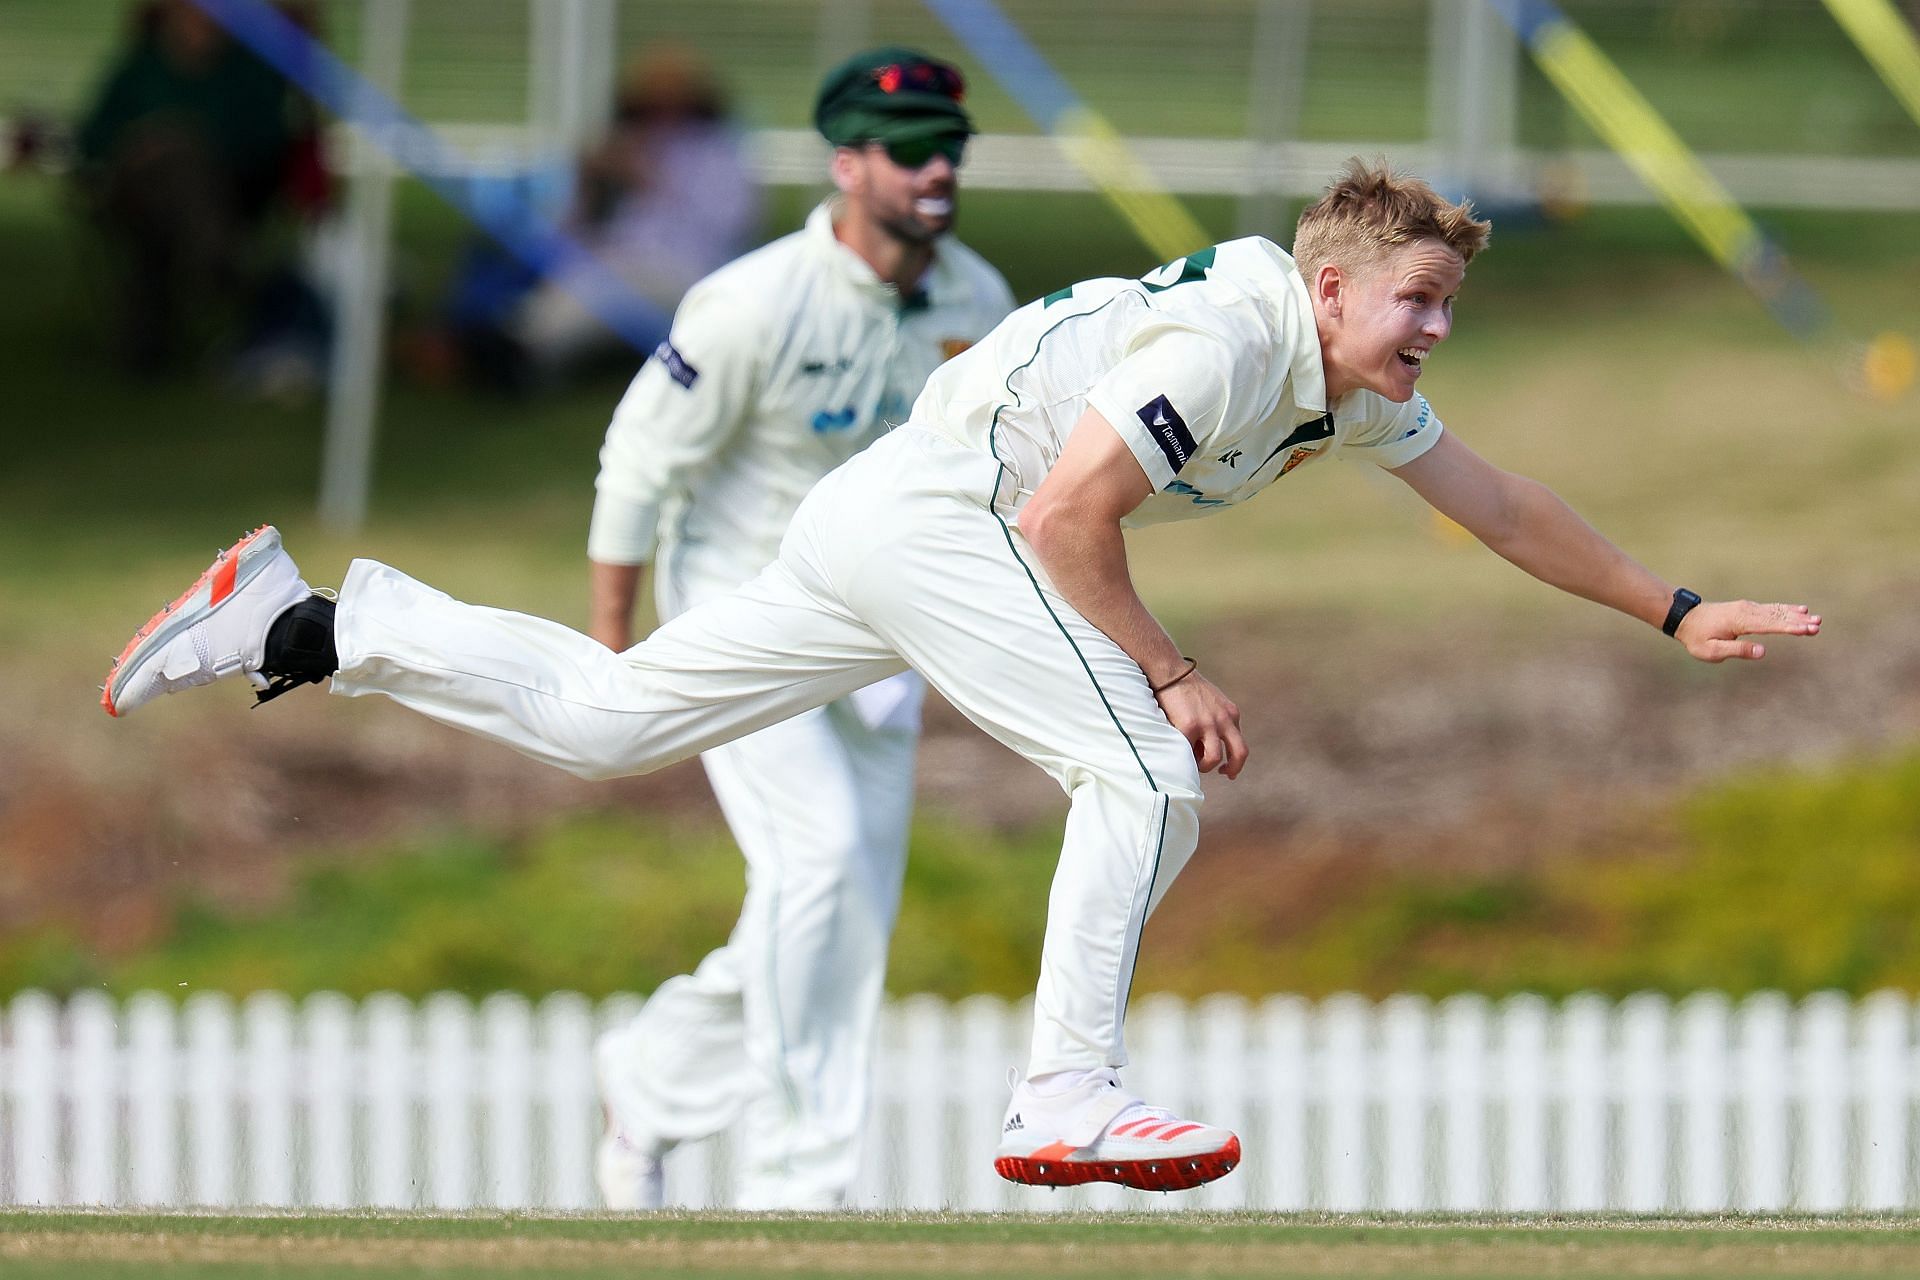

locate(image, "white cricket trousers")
[[332, 426, 1205, 1075], [596, 554, 919, 1209]]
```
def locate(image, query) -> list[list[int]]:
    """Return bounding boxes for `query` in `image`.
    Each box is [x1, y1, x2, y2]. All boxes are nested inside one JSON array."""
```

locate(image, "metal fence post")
[[530, 0, 618, 156], [319, 0, 410, 533], [1430, 0, 1520, 202], [1238, 0, 1311, 240]]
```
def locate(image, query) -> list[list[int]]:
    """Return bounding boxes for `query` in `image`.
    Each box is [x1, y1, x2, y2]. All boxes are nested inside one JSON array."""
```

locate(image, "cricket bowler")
[[104, 159, 1820, 1193]]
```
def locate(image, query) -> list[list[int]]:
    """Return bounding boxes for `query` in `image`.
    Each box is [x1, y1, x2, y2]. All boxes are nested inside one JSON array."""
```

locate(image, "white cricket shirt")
[[589, 201, 1014, 588], [906, 237, 1442, 527]]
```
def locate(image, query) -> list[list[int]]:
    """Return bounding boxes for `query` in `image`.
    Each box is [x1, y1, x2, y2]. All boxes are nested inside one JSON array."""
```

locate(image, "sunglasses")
[[872, 60, 966, 102], [870, 133, 968, 169]]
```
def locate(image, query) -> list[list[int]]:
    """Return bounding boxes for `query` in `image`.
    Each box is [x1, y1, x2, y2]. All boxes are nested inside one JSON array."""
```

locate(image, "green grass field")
[[9, 1210, 1920, 1278]]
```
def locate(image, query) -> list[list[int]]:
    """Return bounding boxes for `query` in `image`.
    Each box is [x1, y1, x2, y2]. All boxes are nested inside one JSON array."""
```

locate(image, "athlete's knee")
[[1162, 784, 1202, 826], [1079, 764, 1203, 815], [841, 861, 904, 934], [1063, 777, 1201, 870], [773, 834, 868, 901]]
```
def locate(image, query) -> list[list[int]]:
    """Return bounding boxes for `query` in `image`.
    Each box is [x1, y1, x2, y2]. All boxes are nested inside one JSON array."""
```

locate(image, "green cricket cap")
[[813, 46, 974, 148]]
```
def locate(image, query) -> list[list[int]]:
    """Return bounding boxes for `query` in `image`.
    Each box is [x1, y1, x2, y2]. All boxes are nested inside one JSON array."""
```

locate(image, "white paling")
[[13, 991, 1920, 1211]]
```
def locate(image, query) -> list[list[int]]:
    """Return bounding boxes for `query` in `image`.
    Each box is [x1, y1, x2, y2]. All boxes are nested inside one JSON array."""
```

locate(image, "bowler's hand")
[[1156, 674, 1248, 779], [1675, 600, 1822, 663]]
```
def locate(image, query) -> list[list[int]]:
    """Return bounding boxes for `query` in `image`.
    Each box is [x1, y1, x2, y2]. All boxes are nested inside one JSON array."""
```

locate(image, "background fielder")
[[104, 160, 1820, 1193], [584, 47, 1011, 1210]]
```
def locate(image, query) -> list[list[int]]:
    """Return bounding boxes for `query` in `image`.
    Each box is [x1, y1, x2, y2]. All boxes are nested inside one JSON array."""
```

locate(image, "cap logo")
[[870, 60, 965, 102]]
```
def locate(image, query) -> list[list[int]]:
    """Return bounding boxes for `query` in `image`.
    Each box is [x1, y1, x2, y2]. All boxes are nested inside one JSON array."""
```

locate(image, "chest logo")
[[1279, 444, 1327, 476], [1250, 412, 1336, 475], [811, 406, 859, 434], [1217, 448, 1243, 468]]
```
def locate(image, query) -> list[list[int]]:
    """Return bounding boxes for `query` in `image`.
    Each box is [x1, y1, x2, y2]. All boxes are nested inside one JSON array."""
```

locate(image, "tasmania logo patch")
[[653, 340, 699, 389], [1279, 444, 1326, 476], [1137, 394, 1196, 473]]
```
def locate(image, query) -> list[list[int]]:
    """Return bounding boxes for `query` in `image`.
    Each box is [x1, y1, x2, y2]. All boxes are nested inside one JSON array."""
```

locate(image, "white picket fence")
[[4, 989, 1920, 1212]]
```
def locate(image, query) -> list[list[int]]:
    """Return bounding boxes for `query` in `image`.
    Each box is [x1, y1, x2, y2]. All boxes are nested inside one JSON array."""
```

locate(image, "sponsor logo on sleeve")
[[654, 340, 699, 389], [1166, 477, 1228, 507], [1136, 394, 1196, 473], [1398, 393, 1433, 440]]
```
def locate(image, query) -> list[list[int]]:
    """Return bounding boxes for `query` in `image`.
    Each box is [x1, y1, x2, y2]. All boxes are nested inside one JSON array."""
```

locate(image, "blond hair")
[[1292, 158, 1491, 280]]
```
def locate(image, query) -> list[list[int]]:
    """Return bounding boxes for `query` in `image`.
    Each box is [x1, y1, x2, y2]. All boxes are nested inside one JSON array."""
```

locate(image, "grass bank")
[[7, 748, 1916, 1001]]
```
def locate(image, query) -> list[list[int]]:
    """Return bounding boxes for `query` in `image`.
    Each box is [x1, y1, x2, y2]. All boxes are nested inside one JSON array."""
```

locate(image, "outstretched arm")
[[1020, 409, 1248, 778], [1392, 432, 1821, 661]]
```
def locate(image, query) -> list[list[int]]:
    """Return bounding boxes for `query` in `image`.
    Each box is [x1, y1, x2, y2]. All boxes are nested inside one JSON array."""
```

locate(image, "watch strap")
[[1662, 587, 1703, 638]]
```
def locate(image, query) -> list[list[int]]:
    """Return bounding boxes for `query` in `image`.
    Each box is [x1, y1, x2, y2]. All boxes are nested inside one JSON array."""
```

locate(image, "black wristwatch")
[[1662, 587, 1702, 638]]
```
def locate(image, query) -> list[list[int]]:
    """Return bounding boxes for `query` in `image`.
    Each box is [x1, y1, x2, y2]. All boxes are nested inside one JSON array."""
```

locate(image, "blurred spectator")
[[416, 43, 762, 392], [6, 111, 68, 174], [73, 0, 331, 385]]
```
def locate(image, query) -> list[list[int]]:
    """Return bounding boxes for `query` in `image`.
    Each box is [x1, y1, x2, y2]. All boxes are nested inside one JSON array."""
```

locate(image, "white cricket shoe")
[[595, 1128, 666, 1211], [102, 525, 314, 717], [994, 1069, 1240, 1192]]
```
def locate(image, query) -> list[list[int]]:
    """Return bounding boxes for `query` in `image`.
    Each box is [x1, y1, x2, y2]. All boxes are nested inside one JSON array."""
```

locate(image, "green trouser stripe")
[[1116, 795, 1170, 1037], [985, 294, 1158, 792], [987, 504, 1158, 793], [984, 291, 1173, 1061]]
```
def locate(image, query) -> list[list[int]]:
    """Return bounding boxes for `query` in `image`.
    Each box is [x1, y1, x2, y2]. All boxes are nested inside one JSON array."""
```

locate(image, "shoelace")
[[251, 670, 325, 707], [251, 587, 339, 707]]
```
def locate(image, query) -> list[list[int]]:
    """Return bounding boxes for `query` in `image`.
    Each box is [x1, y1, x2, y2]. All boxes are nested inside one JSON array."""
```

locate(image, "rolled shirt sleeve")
[[1082, 325, 1239, 491], [587, 280, 765, 565]]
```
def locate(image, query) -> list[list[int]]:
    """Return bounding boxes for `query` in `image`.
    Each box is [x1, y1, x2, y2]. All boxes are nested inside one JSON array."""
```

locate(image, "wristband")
[[1662, 587, 1702, 638], [1150, 657, 1198, 695]]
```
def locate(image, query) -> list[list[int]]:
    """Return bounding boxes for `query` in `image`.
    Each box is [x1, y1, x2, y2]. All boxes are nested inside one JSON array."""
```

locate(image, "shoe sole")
[[994, 1134, 1240, 1192], [102, 525, 278, 717]]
